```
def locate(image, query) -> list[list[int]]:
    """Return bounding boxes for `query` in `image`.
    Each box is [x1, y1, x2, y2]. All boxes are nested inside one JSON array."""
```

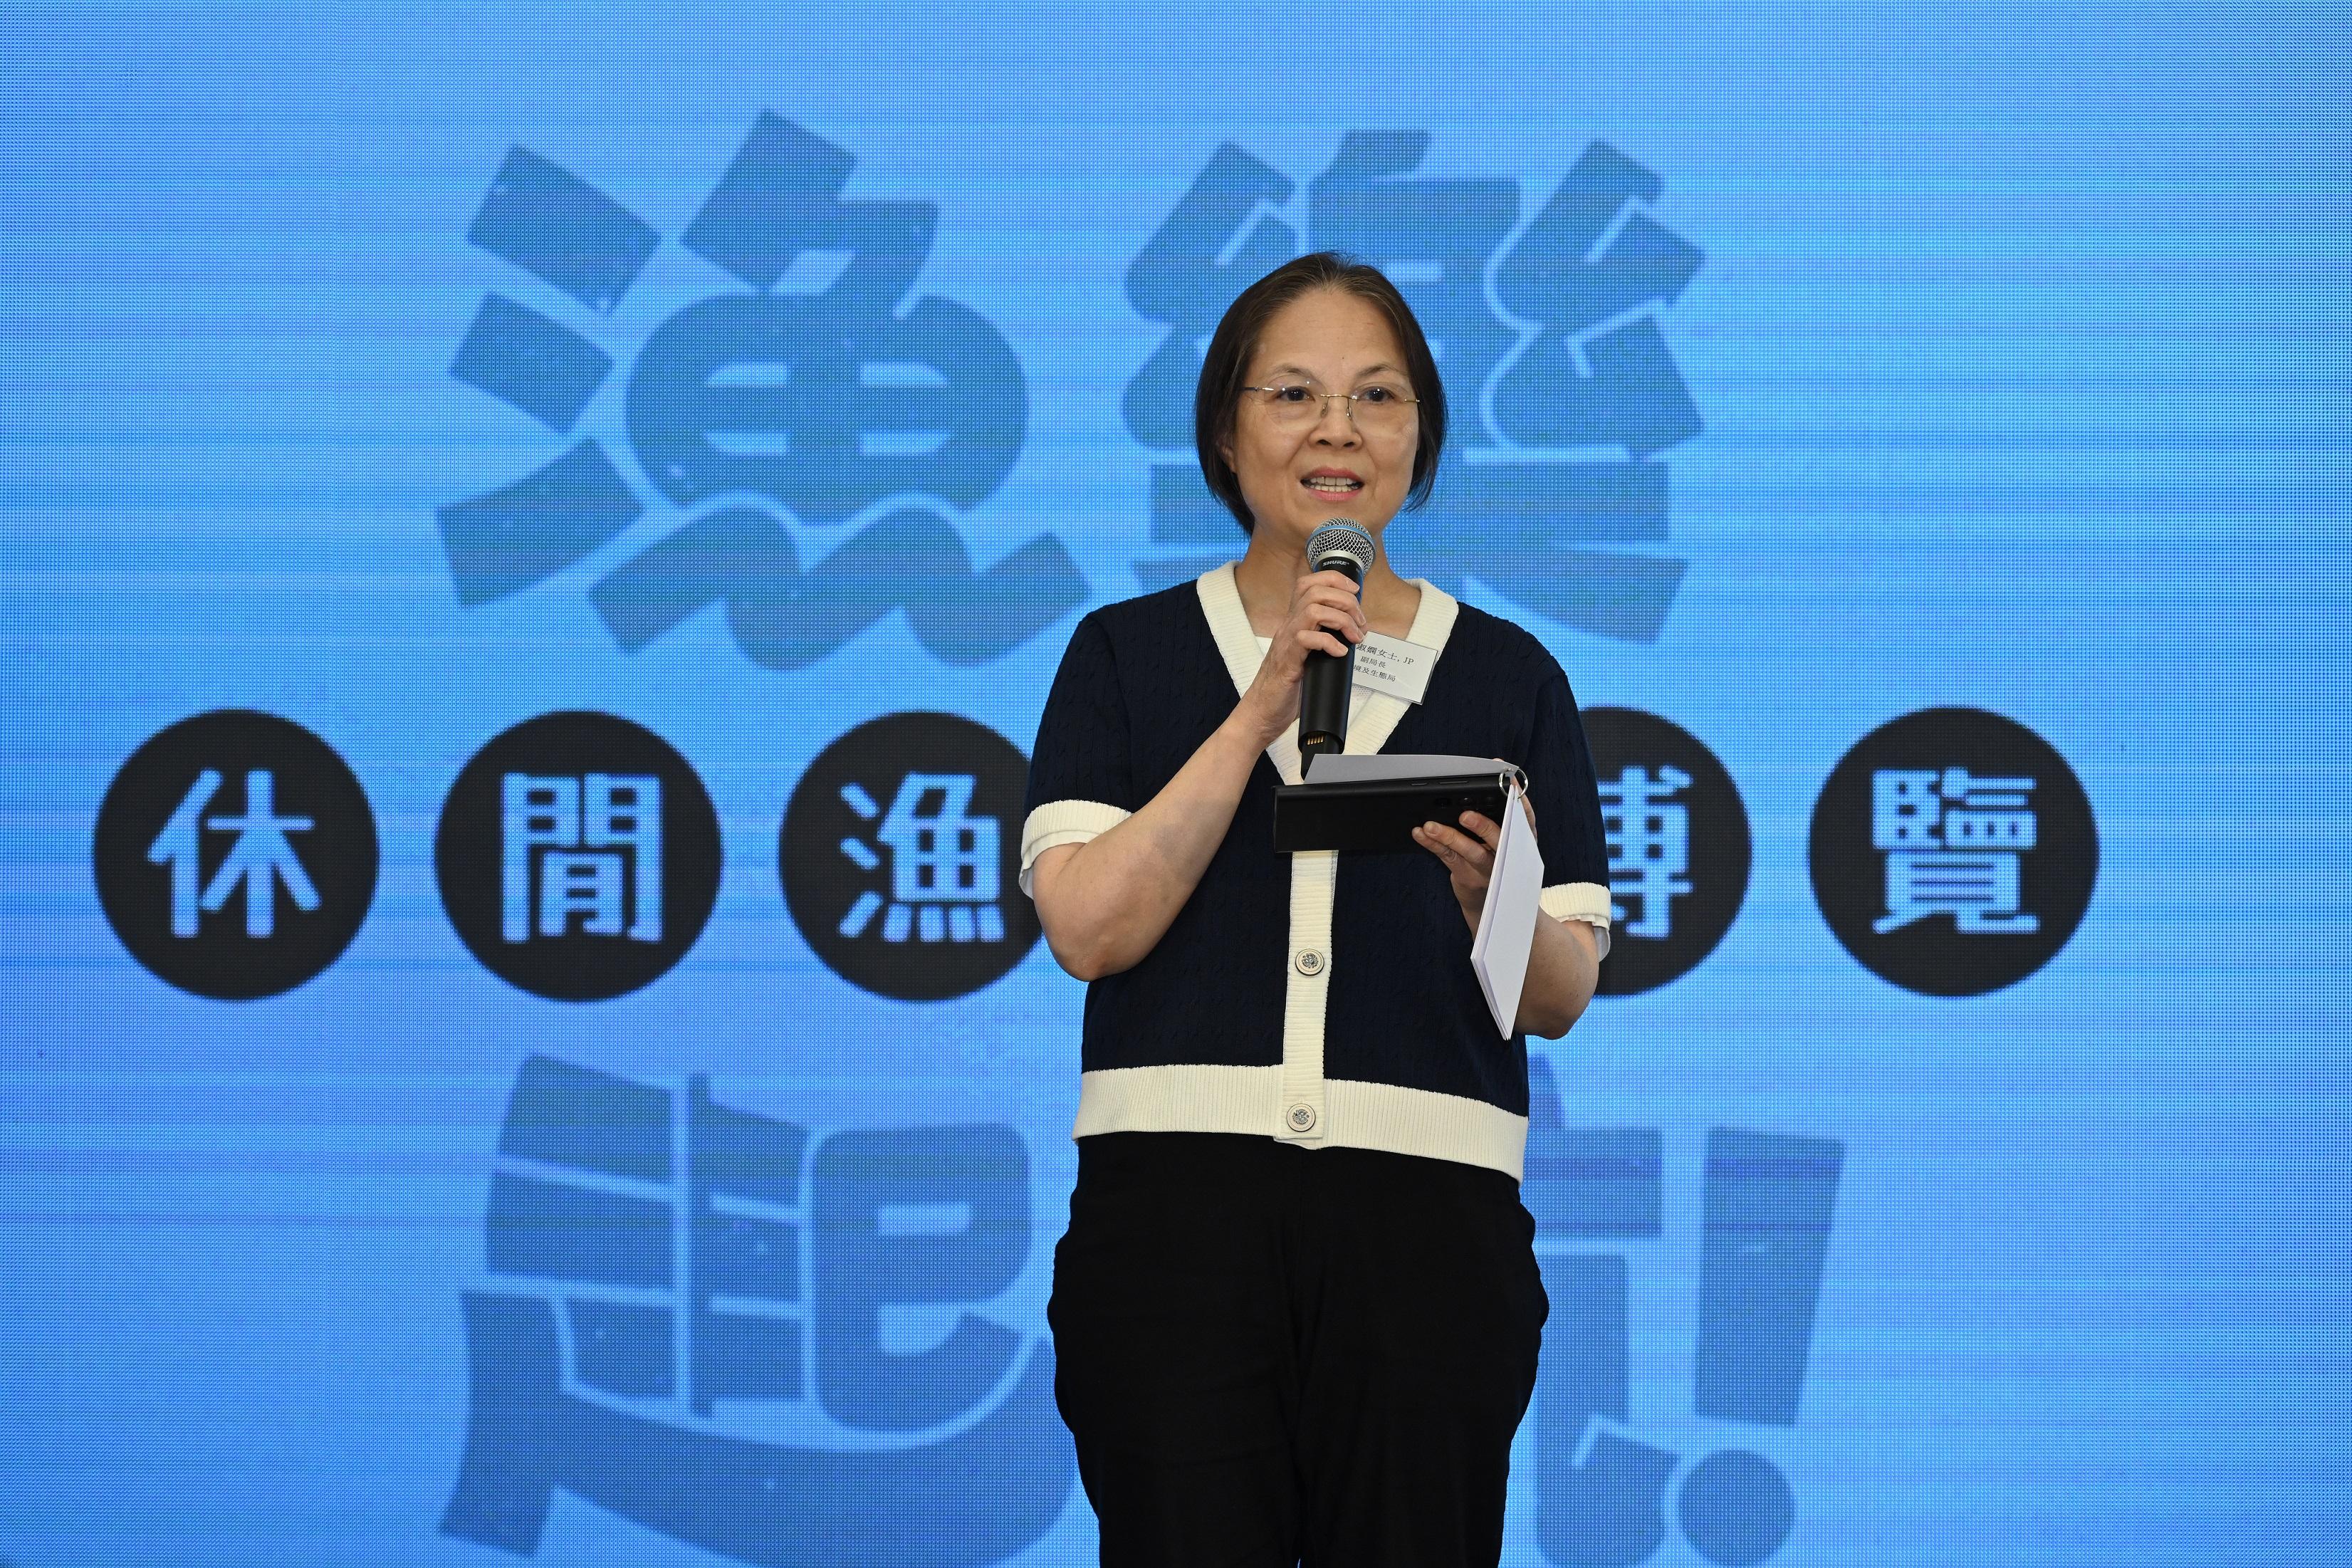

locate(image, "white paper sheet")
[[1301, 752, 1512, 783], [1468, 780, 1545, 1037]]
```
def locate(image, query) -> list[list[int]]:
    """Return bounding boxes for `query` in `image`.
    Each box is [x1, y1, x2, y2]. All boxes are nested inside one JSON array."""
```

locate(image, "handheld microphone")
[[1297, 521, 1376, 767]]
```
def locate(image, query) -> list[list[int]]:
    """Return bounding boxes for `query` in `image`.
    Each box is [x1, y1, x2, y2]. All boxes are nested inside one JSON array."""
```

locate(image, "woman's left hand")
[[1413, 795, 1537, 932]]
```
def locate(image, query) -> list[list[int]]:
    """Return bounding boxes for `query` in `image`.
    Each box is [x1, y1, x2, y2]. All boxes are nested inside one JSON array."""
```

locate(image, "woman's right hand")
[[1035, 568, 1365, 979], [1235, 569, 1368, 746]]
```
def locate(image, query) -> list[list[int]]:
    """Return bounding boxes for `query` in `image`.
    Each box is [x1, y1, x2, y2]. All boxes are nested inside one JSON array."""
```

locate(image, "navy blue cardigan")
[[1020, 566, 1610, 1179]]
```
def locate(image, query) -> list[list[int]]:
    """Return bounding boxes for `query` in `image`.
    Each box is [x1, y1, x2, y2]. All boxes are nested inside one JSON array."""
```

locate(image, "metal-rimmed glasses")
[[1240, 380, 1421, 433]]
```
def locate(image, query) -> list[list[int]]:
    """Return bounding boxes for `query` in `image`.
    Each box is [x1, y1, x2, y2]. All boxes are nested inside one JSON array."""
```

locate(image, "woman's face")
[[1220, 287, 1421, 550]]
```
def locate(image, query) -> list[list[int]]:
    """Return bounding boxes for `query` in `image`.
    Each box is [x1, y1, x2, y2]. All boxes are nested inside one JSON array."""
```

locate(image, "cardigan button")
[[1286, 1103, 1317, 1133], [1294, 948, 1325, 977]]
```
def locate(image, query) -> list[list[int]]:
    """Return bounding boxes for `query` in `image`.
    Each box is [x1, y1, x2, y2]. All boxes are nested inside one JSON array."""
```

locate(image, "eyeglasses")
[[1240, 380, 1421, 433]]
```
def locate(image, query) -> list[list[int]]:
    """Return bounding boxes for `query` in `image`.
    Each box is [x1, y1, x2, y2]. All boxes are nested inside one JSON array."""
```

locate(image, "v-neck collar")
[[1194, 561, 1461, 786]]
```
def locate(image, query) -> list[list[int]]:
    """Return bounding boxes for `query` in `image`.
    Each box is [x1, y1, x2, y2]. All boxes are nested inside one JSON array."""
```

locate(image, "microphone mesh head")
[[1306, 521, 1375, 577]]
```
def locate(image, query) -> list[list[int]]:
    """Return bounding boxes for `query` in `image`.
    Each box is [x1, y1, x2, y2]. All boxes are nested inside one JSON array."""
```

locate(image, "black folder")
[[1272, 758, 1525, 855]]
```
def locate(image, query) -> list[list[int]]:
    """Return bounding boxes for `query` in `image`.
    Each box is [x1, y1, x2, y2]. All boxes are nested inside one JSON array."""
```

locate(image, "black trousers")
[[1048, 1131, 1548, 1567]]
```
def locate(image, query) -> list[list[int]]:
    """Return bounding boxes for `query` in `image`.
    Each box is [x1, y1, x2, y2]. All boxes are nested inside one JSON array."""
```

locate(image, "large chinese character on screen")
[[1124, 134, 1703, 643]]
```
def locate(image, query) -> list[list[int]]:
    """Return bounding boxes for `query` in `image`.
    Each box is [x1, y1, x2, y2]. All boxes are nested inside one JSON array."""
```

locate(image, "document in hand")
[[1300, 753, 1519, 785], [1272, 753, 1527, 855], [1468, 778, 1545, 1037]]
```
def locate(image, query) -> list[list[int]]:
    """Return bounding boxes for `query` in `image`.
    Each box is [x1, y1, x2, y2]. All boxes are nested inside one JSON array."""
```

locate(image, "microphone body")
[[1297, 521, 1376, 765]]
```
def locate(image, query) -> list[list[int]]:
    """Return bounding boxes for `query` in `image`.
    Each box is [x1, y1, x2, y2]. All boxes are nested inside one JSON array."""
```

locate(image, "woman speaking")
[[1022, 252, 1613, 1567]]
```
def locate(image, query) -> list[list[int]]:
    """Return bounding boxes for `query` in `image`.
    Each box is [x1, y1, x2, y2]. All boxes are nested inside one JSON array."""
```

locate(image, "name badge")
[[1354, 631, 1438, 704]]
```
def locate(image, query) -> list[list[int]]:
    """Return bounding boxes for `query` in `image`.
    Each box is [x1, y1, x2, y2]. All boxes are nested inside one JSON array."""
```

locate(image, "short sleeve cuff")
[[1542, 881, 1612, 962], [1020, 800, 1134, 896]]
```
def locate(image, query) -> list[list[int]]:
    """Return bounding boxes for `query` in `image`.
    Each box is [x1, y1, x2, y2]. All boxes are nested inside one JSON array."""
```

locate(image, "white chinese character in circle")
[[835, 773, 1005, 944], [1873, 768, 2039, 934], [147, 769, 320, 937], [501, 773, 663, 944], [1600, 765, 1693, 939]]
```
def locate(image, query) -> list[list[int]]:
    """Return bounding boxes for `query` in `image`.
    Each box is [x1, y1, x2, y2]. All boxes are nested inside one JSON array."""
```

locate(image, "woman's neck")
[[1233, 533, 1421, 639]]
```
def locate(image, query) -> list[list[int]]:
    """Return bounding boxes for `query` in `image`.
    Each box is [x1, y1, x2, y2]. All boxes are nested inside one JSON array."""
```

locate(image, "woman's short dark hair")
[[1193, 251, 1447, 533]]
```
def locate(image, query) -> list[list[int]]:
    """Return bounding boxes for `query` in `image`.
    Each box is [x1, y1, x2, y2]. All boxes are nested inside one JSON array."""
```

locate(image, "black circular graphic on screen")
[[1811, 707, 2096, 996], [93, 709, 378, 1000], [780, 711, 1040, 1001], [1581, 706, 1750, 996], [435, 712, 721, 1001]]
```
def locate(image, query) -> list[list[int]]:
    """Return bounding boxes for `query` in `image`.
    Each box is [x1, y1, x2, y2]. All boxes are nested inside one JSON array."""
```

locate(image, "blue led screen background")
[[3, 3, 2346, 1564]]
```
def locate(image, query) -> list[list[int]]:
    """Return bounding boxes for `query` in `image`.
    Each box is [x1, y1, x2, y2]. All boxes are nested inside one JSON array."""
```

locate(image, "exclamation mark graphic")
[[1680, 1129, 1844, 1566], [1527, 1054, 1847, 1568]]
